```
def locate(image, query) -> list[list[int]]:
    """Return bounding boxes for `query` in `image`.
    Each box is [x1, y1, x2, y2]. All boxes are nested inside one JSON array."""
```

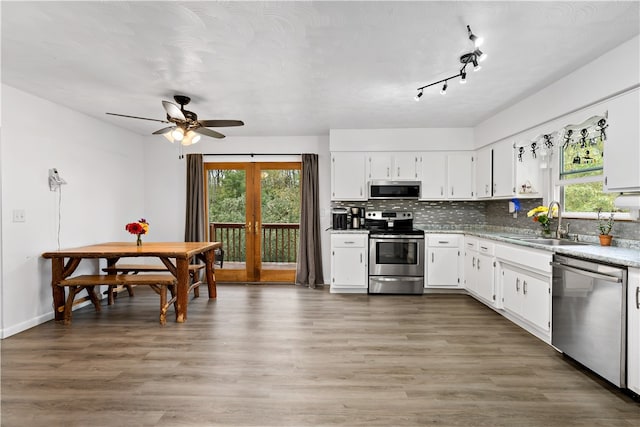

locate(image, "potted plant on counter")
[[596, 209, 614, 246]]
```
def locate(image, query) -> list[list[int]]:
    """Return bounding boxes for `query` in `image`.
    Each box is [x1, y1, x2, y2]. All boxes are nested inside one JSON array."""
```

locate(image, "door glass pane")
[[260, 168, 300, 270], [207, 169, 246, 269]]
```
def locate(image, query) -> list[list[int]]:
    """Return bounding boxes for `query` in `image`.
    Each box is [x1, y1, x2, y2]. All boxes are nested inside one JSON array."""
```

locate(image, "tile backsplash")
[[332, 198, 639, 247]]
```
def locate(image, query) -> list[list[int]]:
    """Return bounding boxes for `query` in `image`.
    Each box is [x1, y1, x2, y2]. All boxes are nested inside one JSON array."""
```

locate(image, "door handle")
[[397, 166, 400, 176], [477, 258, 480, 270], [523, 280, 528, 295], [451, 187, 454, 196], [247, 222, 252, 234], [636, 286, 639, 309], [360, 253, 363, 263], [550, 262, 623, 283], [472, 257, 476, 268], [431, 253, 434, 263], [440, 186, 444, 196], [516, 278, 520, 292]]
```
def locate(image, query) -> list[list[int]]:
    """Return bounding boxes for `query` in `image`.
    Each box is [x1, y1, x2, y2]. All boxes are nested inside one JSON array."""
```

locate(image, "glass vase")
[[136, 234, 142, 246]]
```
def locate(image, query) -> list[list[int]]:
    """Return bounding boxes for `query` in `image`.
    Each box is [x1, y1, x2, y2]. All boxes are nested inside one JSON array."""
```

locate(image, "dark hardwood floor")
[[1, 285, 638, 426]]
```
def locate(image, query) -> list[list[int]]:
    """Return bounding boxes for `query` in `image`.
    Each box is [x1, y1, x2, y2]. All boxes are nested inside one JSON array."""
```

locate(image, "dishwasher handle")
[[551, 262, 622, 283]]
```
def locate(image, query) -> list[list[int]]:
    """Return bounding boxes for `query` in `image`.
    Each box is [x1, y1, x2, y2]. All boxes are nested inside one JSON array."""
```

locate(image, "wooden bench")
[[101, 264, 205, 304], [57, 274, 177, 325]]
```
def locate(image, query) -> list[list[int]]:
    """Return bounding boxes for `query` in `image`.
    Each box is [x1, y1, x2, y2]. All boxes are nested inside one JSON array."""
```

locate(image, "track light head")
[[467, 25, 483, 48], [460, 71, 467, 84], [415, 89, 423, 101], [474, 48, 487, 62], [472, 58, 481, 71], [440, 81, 448, 95]]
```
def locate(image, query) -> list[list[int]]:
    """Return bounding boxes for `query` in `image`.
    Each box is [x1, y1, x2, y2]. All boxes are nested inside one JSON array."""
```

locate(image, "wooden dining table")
[[42, 241, 222, 323]]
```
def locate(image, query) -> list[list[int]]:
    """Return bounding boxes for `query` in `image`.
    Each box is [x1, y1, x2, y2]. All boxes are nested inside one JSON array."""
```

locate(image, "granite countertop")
[[329, 229, 369, 234], [420, 228, 640, 268]]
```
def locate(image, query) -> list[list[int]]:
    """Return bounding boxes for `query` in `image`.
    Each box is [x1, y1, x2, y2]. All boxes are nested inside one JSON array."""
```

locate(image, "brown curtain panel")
[[184, 153, 205, 242], [296, 153, 325, 287]]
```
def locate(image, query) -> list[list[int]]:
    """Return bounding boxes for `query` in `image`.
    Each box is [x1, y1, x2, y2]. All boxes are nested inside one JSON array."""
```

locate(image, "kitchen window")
[[557, 126, 627, 218]]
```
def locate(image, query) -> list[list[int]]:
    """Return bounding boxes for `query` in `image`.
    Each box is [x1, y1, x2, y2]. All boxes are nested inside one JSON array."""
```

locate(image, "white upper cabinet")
[[447, 153, 474, 199], [367, 152, 419, 180], [604, 89, 640, 193], [492, 140, 516, 198], [419, 152, 447, 199], [475, 146, 492, 199], [393, 152, 420, 180], [331, 152, 367, 201], [367, 153, 392, 180]]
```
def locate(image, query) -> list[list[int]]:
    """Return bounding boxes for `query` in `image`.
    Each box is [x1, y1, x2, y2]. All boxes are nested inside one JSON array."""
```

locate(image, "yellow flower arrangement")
[[527, 205, 558, 234]]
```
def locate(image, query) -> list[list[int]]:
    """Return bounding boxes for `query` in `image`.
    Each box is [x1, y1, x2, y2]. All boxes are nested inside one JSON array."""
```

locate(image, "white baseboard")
[[0, 299, 94, 339]]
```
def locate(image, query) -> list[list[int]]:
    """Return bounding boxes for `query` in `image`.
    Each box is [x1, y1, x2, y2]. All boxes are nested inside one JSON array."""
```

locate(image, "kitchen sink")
[[517, 238, 589, 246]]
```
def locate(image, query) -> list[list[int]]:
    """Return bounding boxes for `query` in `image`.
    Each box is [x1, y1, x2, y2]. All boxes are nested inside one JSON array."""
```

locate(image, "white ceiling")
[[2, 1, 639, 138]]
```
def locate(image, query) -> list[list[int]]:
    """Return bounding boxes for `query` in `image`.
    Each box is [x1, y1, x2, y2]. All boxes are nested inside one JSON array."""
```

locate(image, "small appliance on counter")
[[332, 208, 348, 230], [350, 206, 365, 229]]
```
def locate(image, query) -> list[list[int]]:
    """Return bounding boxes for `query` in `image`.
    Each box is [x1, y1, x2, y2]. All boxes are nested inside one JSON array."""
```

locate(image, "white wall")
[[0, 85, 146, 338], [144, 135, 333, 283], [475, 35, 640, 148], [330, 128, 474, 151]]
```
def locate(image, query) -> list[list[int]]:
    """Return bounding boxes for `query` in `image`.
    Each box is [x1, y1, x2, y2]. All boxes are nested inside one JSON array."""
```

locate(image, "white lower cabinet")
[[425, 234, 462, 288], [628, 267, 640, 395], [496, 243, 552, 338], [330, 233, 368, 293], [464, 238, 496, 305], [500, 265, 550, 332]]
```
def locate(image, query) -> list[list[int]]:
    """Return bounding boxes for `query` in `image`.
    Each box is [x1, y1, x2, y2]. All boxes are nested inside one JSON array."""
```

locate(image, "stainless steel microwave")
[[368, 180, 421, 200]]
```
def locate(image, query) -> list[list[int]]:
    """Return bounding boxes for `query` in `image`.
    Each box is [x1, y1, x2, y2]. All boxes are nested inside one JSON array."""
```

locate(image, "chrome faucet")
[[547, 200, 563, 238]]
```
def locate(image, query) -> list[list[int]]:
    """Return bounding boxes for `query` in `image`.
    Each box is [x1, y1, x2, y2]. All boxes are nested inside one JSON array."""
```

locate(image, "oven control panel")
[[366, 211, 413, 220]]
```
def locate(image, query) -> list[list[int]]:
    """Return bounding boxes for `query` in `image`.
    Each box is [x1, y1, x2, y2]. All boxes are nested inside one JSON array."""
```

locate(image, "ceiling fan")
[[106, 95, 244, 145]]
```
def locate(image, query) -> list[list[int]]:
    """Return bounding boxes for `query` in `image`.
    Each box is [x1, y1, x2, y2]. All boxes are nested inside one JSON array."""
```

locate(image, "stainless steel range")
[[366, 211, 425, 294]]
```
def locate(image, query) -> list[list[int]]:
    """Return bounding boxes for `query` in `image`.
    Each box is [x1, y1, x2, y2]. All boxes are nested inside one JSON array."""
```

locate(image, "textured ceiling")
[[2, 1, 639, 137]]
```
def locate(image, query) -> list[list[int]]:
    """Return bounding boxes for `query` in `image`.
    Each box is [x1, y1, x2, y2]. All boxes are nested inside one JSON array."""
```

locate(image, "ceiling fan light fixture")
[[171, 127, 185, 141], [162, 132, 175, 143], [472, 58, 481, 72], [474, 49, 487, 62], [415, 89, 423, 101], [182, 131, 201, 146]]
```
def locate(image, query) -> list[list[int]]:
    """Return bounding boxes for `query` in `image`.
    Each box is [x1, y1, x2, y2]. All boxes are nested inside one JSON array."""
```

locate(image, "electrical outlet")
[[13, 209, 26, 222]]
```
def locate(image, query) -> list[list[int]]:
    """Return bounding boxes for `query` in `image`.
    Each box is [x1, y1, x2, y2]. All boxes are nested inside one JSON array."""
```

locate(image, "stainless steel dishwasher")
[[551, 254, 627, 387]]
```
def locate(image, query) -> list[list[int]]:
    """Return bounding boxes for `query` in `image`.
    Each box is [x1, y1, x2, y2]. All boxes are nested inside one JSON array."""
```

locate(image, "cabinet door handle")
[[636, 286, 639, 309], [360, 187, 363, 196], [440, 186, 444, 196], [438, 241, 449, 244], [477, 258, 480, 270], [451, 187, 454, 196], [485, 184, 489, 194], [431, 253, 434, 263], [397, 166, 400, 176], [472, 257, 476, 268], [387, 167, 390, 177], [516, 278, 520, 292], [360, 253, 363, 263], [523, 281, 528, 295], [493, 183, 496, 194]]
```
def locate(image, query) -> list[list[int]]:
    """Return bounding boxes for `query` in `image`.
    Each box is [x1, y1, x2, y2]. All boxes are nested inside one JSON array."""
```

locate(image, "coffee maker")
[[332, 208, 348, 230], [350, 207, 365, 229]]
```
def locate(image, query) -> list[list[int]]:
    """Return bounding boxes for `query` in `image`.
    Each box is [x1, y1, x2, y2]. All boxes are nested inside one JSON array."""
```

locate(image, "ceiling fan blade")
[[162, 100, 186, 121], [193, 127, 225, 139], [152, 126, 176, 135], [198, 119, 244, 128], [106, 112, 170, 124]]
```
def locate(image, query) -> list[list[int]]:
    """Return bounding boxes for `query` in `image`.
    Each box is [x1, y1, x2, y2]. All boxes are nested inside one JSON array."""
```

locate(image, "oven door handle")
[[551, 262, 622, 283], [370, 276, 424, 282]]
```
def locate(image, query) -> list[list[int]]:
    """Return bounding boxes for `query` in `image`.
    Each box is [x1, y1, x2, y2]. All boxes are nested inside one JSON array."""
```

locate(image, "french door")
[[204, 162, 301, 283]]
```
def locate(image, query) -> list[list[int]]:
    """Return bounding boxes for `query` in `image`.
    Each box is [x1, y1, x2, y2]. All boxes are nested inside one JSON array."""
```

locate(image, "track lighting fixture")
[[440, 81, 448, 95], [467, 25, 483, 48], [415, 24, 486, 100]]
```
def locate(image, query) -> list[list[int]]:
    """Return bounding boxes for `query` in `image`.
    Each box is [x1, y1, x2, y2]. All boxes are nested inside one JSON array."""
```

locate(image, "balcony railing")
[[209, 222, 300, 263]]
